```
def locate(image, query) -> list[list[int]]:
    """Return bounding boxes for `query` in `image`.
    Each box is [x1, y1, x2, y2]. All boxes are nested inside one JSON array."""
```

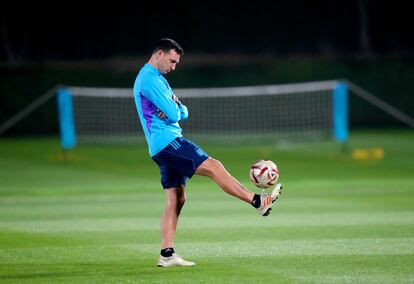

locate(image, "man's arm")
[[144, 77, 182, 123], [156, 97, 188, 121], [172, 95, 188, 120]]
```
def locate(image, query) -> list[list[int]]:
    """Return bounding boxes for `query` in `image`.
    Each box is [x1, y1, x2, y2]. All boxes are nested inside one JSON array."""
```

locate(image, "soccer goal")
[[56, 80, 349, 149]]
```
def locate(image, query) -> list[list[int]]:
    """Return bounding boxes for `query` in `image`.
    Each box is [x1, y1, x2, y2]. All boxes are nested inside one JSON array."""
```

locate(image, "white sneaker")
[[157, 253, 196, 267], [257, 183, 283, 216]]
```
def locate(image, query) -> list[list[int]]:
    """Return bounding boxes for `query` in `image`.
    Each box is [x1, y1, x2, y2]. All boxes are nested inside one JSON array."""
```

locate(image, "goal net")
[[57, 80, 348, 149]]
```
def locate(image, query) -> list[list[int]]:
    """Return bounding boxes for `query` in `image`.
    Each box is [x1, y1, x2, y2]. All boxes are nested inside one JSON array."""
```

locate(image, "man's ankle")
[[161, 247, 175, 257]]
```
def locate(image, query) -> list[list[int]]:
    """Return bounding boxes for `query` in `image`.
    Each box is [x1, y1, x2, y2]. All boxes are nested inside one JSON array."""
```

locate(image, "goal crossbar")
[[68, 80, 339, 98], [58, 80, 348, 150]]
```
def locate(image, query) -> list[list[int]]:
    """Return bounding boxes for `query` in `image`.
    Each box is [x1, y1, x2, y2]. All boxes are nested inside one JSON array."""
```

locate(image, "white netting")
[[68, 80, 338, 144]]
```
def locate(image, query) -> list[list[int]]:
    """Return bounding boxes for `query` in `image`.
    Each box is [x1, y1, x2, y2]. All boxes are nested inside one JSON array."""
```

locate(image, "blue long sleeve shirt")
[[133, 63, 188, 156]]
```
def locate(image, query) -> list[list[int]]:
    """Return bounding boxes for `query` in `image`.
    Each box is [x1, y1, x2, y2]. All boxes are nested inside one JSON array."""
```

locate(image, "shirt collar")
[[145, 63, 161, 76]]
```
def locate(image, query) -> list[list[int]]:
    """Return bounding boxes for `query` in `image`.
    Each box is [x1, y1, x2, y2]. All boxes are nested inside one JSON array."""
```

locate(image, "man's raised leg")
[[195, 157, 254, 203], [195, 157, 282, 216]]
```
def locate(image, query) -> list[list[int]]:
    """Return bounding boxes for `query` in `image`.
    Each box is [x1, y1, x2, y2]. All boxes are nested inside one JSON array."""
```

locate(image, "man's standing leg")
[[160, 185, 185, 250], [157, 185, 195, 267]]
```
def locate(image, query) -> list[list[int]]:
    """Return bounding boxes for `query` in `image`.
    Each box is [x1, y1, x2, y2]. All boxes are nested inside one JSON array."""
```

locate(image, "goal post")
[[56, 80, 349, 150], [333, 82, 349, 142], [57, 88, 76, 150]]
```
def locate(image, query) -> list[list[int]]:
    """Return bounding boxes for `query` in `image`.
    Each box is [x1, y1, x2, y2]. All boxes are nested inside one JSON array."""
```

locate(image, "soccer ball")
[[249, 160, 279, 189]]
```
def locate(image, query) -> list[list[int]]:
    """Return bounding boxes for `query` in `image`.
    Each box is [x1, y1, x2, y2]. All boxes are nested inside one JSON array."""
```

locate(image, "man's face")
[[157, 50, 181, 74]]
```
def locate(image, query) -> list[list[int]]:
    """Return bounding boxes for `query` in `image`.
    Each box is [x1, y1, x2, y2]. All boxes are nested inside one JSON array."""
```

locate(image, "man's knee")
[[179, 195, 186, 207], [176, 185, 186, 207], [196, 157, 223, 177], [165, 187, 182, 207], [178, 191, 186, 206]]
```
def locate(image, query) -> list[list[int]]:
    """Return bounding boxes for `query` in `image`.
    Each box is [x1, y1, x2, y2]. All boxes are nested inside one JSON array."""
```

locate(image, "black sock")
[[251, 194, 261, 208], [161, 247, 174, 257]]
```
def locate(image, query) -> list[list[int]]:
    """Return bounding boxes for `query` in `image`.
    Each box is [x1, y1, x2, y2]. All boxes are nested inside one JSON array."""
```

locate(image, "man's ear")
[[156, 50, 163, 59]]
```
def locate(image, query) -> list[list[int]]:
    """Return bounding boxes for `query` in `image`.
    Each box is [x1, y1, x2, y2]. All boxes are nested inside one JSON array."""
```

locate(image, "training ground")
[[0, 129, 413, 283]]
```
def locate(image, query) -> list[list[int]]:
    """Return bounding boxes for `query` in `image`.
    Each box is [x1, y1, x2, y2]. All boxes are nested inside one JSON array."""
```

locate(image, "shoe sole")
[[157, 262, 195, 267], [157, 264, 195, 267]]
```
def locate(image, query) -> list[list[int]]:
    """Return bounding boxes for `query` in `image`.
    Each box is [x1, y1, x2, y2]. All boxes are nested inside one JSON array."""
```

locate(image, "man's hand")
[[172, 95, 182, 106], [156, 108, 167, 119]]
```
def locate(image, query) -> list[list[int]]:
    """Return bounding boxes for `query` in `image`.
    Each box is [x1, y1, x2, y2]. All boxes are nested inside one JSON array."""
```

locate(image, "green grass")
[[0, 129, 413, 283]]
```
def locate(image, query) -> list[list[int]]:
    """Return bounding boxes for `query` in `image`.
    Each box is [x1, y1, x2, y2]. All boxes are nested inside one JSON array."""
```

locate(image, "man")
[[133, 38, 283, 267]]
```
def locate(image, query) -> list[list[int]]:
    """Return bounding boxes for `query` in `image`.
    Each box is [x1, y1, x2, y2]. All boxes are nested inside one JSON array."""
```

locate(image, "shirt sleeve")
[[179, 104, 188, 120], [143, 76, 182, 123]]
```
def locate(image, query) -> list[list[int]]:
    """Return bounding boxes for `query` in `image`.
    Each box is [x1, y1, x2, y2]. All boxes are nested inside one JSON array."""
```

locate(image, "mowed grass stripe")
[[1, 210, 413, 233], [2, 255, 413, 284], [2, 223, 413, 250], [0, 175, 413, 221], [1, 237, 412, 266]]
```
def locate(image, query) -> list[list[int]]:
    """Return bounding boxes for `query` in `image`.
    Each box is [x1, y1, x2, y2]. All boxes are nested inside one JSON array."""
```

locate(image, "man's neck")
[[147, 56, 158, 71]]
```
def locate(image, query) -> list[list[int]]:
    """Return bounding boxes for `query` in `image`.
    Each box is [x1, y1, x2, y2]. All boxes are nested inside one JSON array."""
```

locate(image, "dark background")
[[1, 0, 413, 60], [1, 0, 413, 135]]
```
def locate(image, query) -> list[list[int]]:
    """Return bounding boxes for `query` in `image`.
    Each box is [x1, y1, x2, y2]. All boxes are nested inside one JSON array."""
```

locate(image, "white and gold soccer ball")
[[249, 159, 279, 189]]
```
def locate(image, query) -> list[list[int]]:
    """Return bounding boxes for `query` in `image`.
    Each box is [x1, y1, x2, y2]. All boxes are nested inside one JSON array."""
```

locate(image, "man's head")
[[149, 38, 184, 75]]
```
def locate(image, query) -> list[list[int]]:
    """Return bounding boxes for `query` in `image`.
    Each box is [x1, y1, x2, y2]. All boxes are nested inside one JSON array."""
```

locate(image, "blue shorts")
[[152, 137, 209, 189]]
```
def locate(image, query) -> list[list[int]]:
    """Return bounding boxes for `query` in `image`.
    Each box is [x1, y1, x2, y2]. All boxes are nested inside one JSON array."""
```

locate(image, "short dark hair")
[[153, 38, 184, 55]]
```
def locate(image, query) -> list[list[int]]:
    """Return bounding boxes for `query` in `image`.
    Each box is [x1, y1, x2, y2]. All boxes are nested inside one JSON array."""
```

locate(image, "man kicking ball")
[[133, 38, 283, 267]]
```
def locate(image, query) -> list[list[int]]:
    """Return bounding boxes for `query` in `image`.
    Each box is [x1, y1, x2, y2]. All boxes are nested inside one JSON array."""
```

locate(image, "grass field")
[[0, 129, 413, 283]]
